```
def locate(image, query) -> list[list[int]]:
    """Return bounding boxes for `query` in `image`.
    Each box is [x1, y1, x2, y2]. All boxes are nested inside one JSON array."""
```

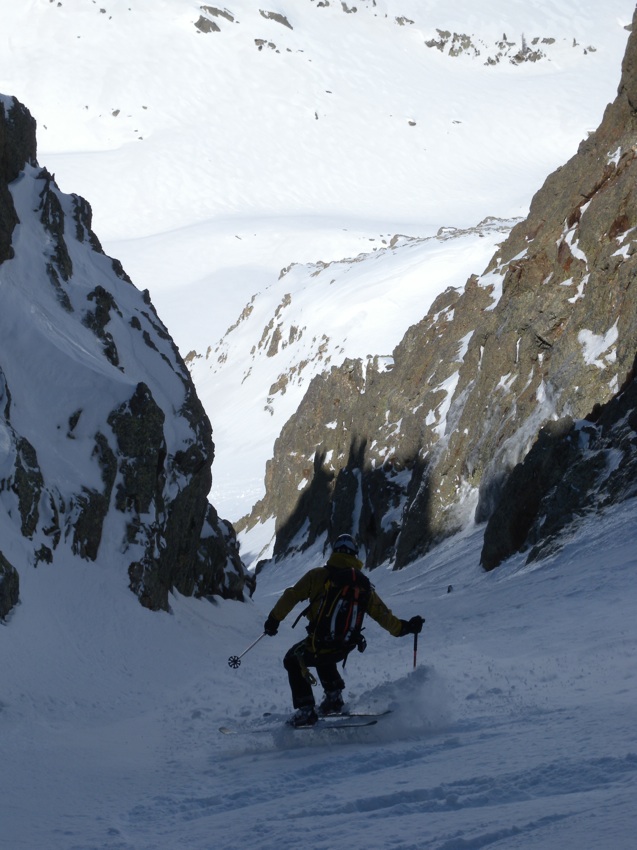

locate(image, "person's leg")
[[315, 650, 347, 713], [283, 640, 316, 709], [315, 657, 346, 694]]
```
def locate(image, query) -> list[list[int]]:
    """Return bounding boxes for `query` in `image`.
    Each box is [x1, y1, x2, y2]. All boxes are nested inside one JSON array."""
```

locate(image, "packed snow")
[[2, 502, 636, 849], [1, 1, 636, 848]]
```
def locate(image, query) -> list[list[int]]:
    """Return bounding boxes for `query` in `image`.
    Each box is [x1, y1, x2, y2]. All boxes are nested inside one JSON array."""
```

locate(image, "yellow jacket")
[[268, 552, 404, 637]]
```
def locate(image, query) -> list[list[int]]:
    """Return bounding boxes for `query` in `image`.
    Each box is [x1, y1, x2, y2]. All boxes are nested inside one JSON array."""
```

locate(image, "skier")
[[263, 533, 424, 726]]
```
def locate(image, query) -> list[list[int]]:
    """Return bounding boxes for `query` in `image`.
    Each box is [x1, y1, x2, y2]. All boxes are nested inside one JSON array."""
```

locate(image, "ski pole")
[[413, 631, 418, 670], [228, 632, 266, 669]]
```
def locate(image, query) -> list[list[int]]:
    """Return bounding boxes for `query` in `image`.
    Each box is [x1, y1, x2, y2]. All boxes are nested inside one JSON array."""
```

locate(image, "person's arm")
[[366, 590, 404, 636], [264, 568, 322, 632], [367, 590, 424, 637]]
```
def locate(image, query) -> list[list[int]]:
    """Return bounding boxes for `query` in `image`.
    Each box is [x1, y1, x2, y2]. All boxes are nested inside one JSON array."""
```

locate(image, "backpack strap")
[[291, 605, 309, 629], [308, 568, 337, 652]]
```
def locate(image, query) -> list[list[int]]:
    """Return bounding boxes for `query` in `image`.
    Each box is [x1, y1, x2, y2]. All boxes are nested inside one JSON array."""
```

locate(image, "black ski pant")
[[283, 638, 348, 709]]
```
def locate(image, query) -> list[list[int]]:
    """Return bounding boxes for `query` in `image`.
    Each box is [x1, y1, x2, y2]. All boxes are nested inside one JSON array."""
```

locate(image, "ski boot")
[[318, 689, 344, 716], [287, 706, 318, 727]]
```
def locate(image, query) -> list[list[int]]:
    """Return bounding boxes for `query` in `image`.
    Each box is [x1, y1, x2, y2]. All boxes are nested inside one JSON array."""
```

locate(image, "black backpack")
[[307, 565, 372, 649]]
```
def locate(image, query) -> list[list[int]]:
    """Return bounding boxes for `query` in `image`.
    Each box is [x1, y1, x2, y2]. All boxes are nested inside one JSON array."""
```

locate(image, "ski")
[[297, 716, 378, 730], [320, 709, 392, 719], [219, 714, 381, 735], [263, 708, 391, 719]]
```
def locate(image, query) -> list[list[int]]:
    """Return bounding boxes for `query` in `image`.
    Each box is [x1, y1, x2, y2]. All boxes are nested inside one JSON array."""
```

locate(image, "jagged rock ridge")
[[245, 9, 637, 570], [193, 1, 598, 66], [0, 95, 248, 618]]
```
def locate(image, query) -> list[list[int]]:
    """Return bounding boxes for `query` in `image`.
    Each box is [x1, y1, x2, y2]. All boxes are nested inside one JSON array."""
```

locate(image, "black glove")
[[264, 615, 279, 636], [399, 615, 425, 636]]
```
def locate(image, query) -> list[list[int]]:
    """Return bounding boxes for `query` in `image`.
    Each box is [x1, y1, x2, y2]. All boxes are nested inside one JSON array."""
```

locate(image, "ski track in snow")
[[117, 692, 637, 850], [2, 506, 630, 850]]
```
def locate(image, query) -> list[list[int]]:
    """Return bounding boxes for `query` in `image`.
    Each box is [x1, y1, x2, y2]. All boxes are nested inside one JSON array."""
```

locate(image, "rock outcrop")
[[481, 353, 637, 570], [0, 551, 19, 619], [245, 11, 637, 570], [0, 95, 248, 615]]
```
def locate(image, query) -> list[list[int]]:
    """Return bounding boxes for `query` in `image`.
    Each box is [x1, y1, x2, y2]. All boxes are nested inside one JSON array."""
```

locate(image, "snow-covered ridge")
[[0, 97, 247, 615], [191, 217, 516, 520], [241, 7, 637, 569], [195, 1, 598, 66], [1, 0, 632, 531]]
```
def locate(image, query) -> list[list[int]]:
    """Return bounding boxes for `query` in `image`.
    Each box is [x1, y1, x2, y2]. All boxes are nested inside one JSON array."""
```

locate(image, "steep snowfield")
[[192, 219, 516, 525], [1, 501, 635, 848], [1, 2, 637, 847], [1, 0, 635, 524]]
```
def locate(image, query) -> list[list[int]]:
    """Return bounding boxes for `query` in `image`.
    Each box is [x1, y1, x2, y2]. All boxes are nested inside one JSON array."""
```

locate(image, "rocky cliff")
[[0, 95, 248, 618], [244, 10, 637, 570], [480, 350, 637, 570]]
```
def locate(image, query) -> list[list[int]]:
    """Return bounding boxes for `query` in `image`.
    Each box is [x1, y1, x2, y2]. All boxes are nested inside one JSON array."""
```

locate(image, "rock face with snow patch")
[[0, 95, 248, 615], [0, 551, 19, 619], [246, 10, 637, 570], [481, 352, 637, 570]]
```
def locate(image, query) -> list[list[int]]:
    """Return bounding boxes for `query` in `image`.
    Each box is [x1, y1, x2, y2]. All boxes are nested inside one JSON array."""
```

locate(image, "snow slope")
[[192, 219, 516, 525], [1, 4, 637, 847], [1, 500, 635, 849], [1, 0, 635, 523]]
